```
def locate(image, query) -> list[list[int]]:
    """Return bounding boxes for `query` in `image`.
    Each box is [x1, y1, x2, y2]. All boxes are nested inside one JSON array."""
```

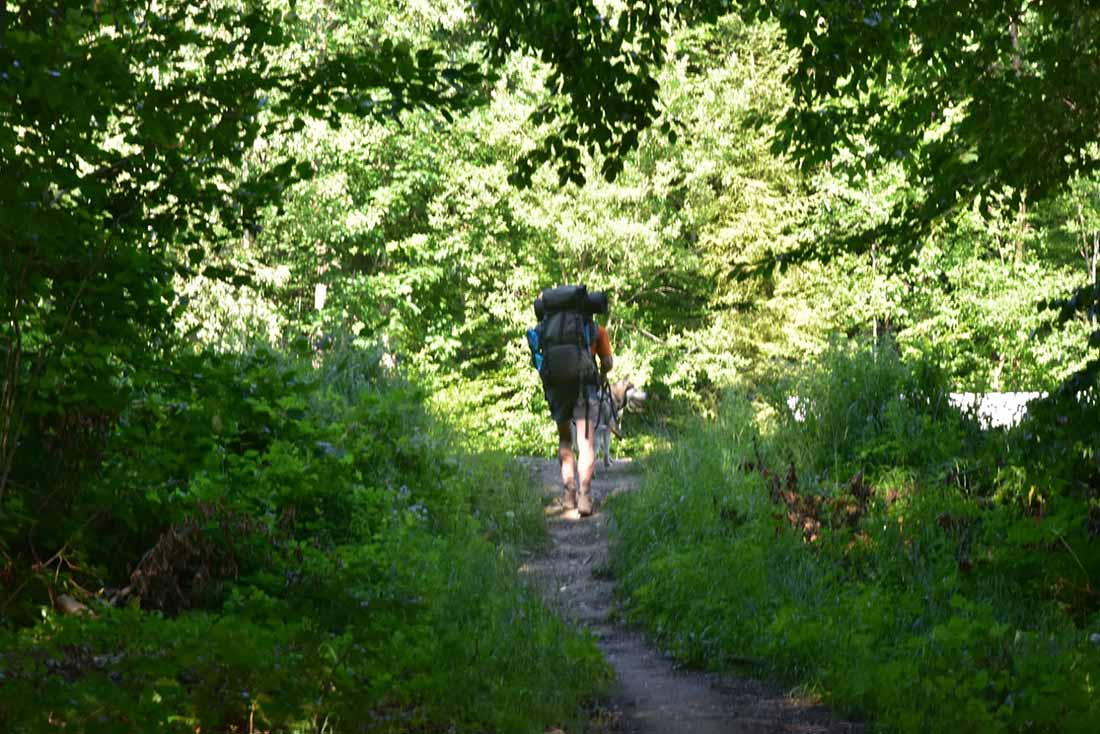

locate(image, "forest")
[[1, 1, 1098, 732]]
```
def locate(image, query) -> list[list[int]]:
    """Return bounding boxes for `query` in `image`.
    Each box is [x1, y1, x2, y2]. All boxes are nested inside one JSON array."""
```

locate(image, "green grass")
[[609, 345, 1100, 733], [0, 345, 609, 733]]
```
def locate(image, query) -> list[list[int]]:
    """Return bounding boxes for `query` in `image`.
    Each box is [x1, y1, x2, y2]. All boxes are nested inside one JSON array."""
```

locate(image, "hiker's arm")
[[595, 326, 613, 374]]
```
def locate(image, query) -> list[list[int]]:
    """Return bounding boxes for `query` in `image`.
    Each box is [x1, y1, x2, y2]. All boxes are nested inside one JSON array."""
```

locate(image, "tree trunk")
[[1014, 191, 1028, 264]]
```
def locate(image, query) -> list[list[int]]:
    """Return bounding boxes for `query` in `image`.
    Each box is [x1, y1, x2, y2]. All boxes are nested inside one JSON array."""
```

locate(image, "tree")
[[0, 0, 480, 505], [479, 1, 1097, 248], [741, 1, 1099, 252], [475, 0, 678, 186]]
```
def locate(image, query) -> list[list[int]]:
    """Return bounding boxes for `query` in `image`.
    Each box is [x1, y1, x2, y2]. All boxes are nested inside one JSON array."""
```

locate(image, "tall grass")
[[610, 343, 1100, 733], [765, 341, 982, 481]]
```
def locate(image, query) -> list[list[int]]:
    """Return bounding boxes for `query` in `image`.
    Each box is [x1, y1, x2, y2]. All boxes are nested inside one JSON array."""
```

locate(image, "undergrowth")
[[610, 342, 1100, 733], [0, 343, 608, 733], [429, 362, 686, 463]]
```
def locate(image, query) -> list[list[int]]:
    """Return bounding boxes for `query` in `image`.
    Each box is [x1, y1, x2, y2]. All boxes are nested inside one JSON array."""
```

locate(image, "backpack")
[[526, 285, 608, 388]]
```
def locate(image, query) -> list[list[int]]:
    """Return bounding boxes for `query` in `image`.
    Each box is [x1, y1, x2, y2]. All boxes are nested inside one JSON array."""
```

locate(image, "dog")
[[594, 379, 647, 467], [569, 380, 647, 465]]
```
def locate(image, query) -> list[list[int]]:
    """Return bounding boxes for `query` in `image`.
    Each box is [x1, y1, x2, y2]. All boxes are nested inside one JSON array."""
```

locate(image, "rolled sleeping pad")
[[539, 285, 589, 313], [535, 285, 609, 316], [586, 290, 608, 315]]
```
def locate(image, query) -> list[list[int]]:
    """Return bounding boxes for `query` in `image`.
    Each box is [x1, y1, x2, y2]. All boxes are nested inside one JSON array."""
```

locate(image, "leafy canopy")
[[483, 1, 1099, 241]]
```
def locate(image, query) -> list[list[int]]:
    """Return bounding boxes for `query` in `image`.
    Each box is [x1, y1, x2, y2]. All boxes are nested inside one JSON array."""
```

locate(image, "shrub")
[[611, 347, 1100, 732], [0, 344, 609, 733], [764, 339, 982, 480]]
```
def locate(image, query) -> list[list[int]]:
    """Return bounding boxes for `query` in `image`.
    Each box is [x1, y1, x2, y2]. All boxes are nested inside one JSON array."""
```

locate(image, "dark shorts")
[[545, 381, 601, 426]]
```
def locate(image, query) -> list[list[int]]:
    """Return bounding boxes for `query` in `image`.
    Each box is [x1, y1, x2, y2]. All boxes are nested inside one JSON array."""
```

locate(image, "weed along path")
[[520, 457, 860, 734]]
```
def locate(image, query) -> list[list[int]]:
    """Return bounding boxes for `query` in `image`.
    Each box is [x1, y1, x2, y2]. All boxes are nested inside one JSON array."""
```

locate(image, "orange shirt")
[[591, 324, 612, 361]]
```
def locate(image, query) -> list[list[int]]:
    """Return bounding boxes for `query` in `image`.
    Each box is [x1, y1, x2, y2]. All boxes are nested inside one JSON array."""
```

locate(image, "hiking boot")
[[562, 487, 577, 510], [577, 491, 593, 517]]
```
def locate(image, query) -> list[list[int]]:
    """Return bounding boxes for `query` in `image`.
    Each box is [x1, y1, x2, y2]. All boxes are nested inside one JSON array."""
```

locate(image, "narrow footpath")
[[520, 457, 861, 734]]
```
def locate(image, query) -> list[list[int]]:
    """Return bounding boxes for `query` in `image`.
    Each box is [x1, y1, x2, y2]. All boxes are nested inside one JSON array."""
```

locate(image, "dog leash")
[[601, 376, 621, 431]]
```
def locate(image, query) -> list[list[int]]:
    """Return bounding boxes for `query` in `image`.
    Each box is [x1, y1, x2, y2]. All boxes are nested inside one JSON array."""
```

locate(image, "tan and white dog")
[[568, 380, 647, 465], [594, 380, 646, 467]]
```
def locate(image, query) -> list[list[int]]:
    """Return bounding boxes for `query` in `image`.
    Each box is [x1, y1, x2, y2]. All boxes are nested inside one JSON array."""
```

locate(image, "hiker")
[[526, 285, 612, 516]]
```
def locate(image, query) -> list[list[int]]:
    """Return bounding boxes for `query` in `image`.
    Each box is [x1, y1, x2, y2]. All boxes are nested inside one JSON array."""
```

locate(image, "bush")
[[0, 344, 609, 733], [764, 340, 982, 480], [610, 346, 1100, 733]]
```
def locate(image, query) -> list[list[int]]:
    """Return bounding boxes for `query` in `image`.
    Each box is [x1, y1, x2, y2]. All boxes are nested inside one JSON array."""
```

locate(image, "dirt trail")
[[520, 457, 861, 734]]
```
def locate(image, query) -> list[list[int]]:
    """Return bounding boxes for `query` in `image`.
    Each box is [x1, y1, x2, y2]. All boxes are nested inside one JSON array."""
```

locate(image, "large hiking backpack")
[[526, 285, 608, 388]]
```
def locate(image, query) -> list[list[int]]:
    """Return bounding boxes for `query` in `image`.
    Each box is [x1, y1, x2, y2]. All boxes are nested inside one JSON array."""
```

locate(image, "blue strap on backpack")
[[525, 328, 543, 370]]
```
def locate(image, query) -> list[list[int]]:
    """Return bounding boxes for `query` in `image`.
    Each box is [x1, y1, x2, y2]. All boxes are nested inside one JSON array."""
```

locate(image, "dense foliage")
[[611, 344, 1100, 732], [2, 0, 1099, 731], [0, 344, 608, 732], [0, 2, 609, 731]]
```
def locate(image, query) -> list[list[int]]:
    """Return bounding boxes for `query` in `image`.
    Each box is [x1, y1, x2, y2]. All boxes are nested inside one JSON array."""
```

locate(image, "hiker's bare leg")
[[557, 421, 577, 508], [574, 415, 596, 515]]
